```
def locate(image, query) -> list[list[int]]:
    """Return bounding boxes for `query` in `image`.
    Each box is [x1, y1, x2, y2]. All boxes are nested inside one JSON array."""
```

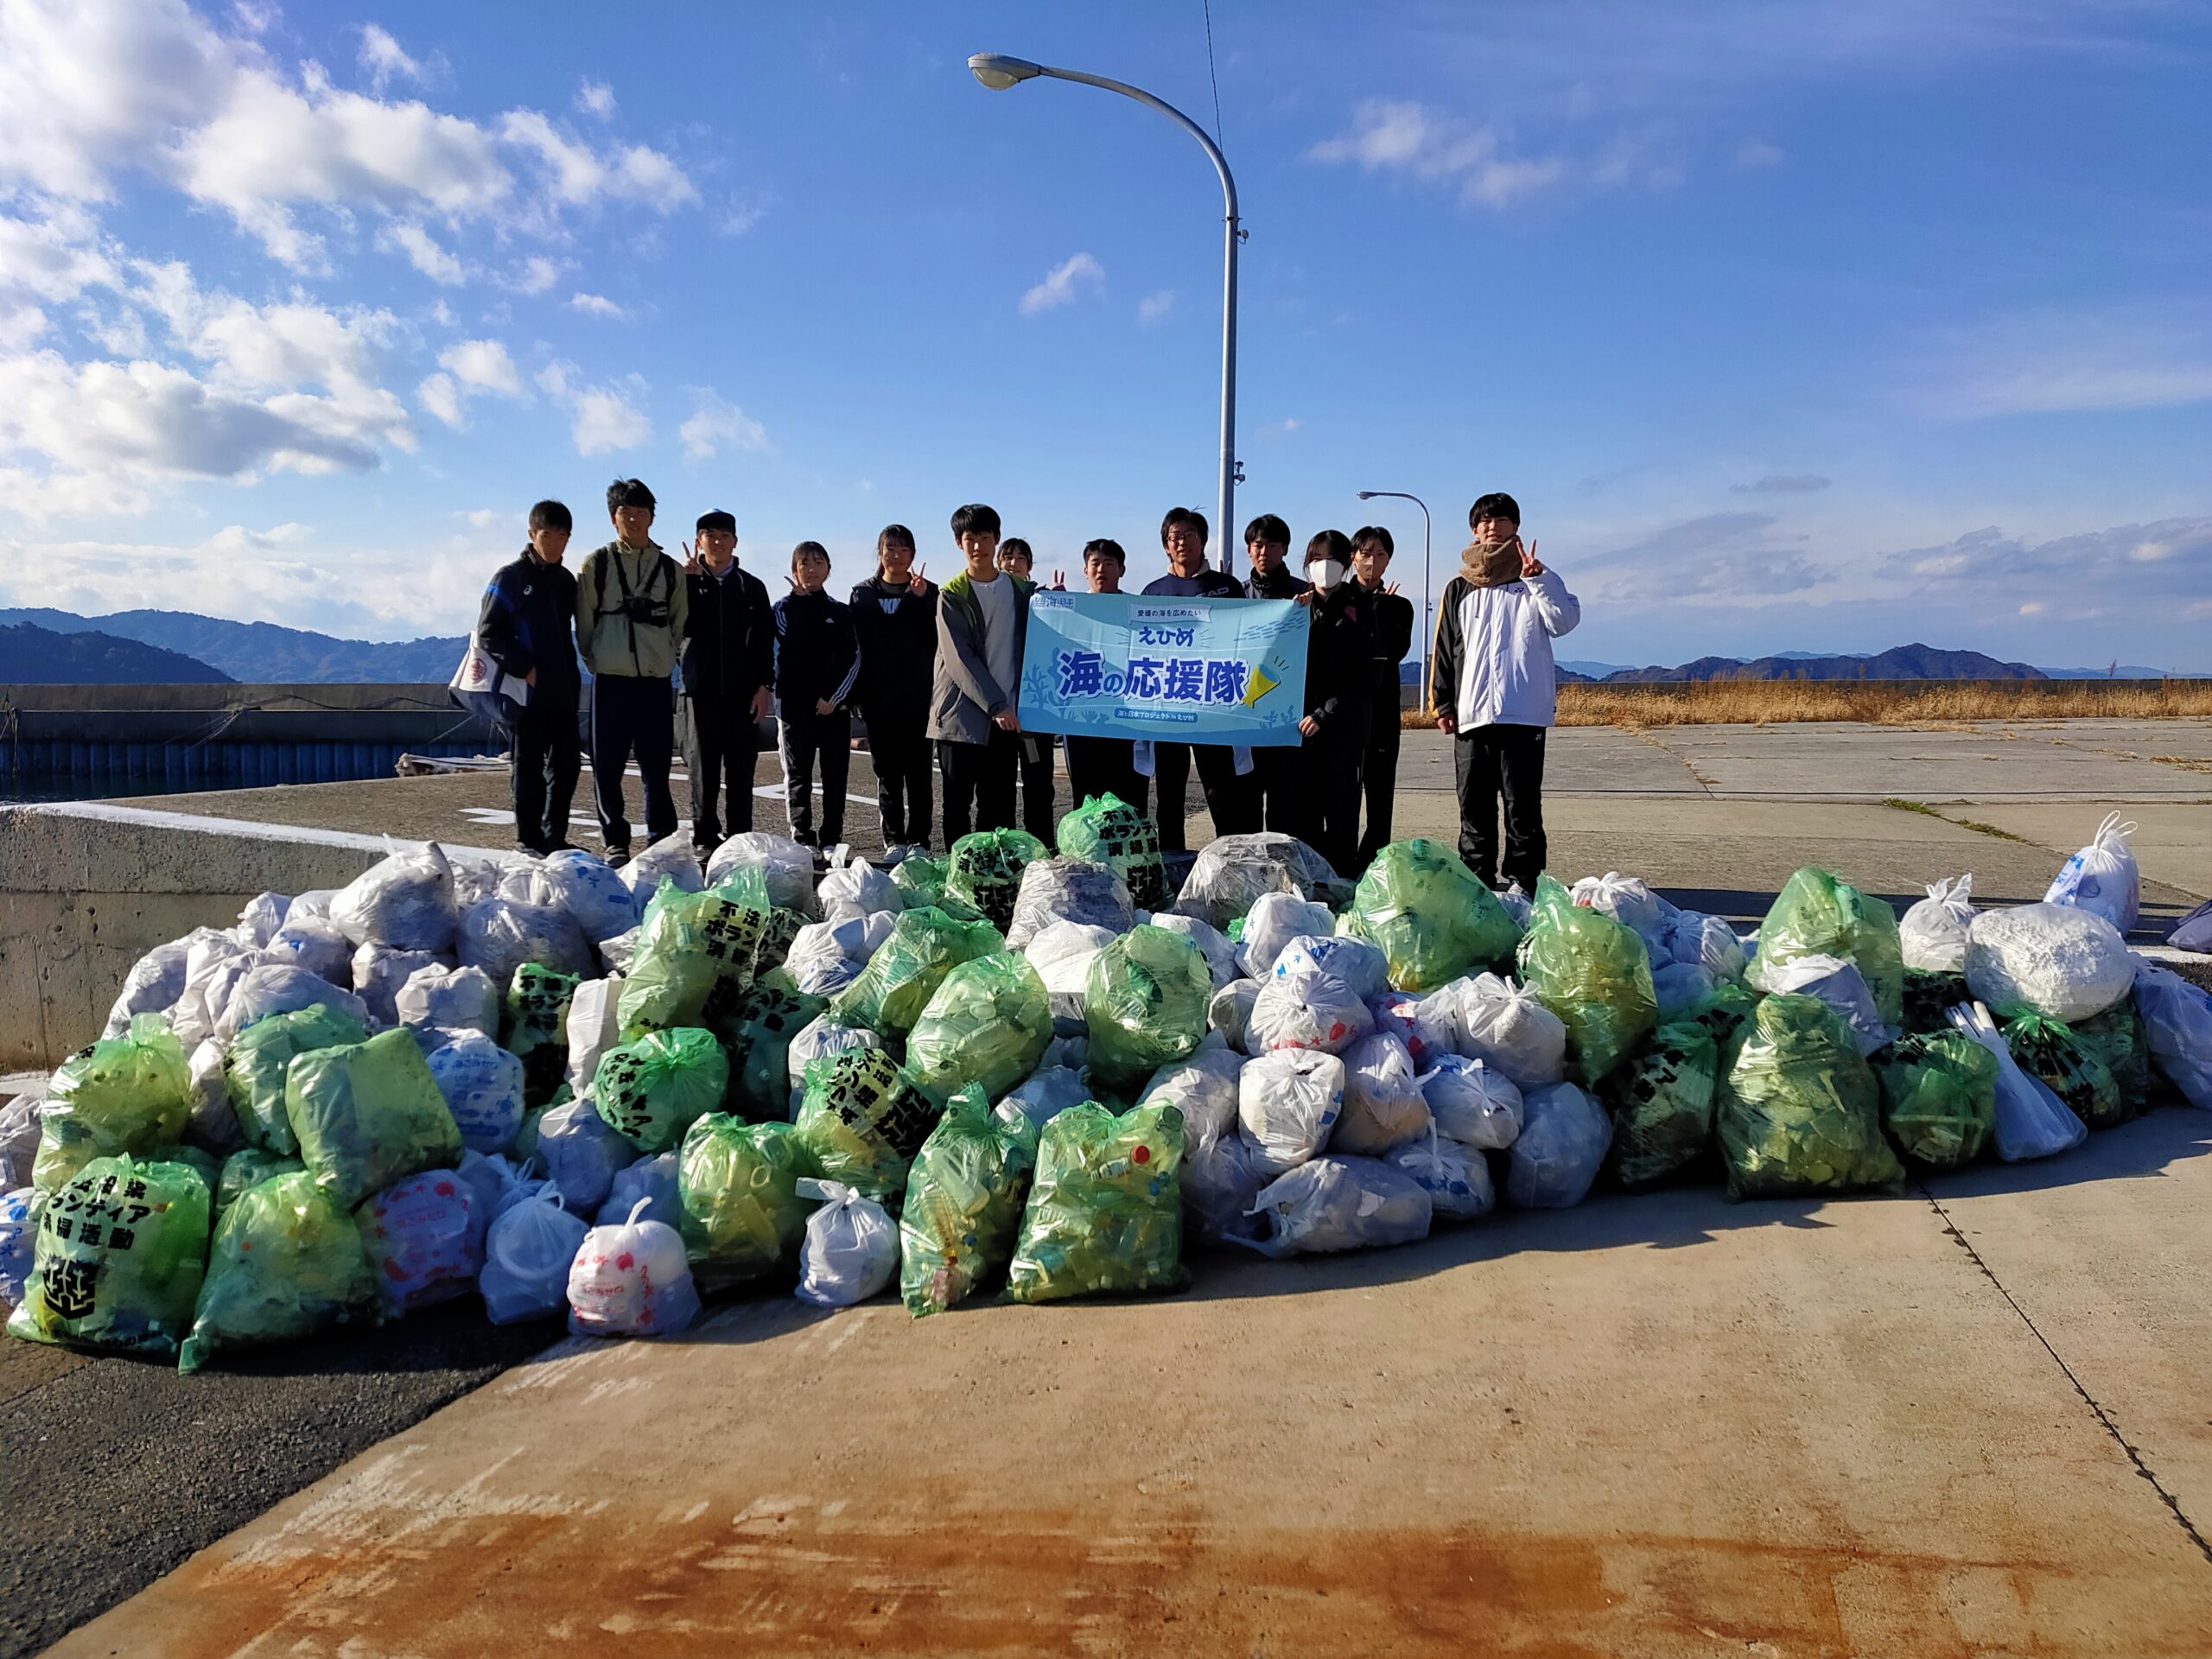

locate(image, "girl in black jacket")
[[848, 524, 939, 852], [773, 542, 862, 848]]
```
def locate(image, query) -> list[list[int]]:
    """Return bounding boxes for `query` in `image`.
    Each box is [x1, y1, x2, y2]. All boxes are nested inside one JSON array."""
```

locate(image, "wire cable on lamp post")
[[1357, 489, 1433, 710], [969, 52, 1243, 574]]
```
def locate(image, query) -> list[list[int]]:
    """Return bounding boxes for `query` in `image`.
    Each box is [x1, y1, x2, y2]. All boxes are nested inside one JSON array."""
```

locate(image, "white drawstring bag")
[[567, 1197, 702, 1338], [1946, 1001, 2087, 1161], [1243, 1155, 1433, 1255], [1899, 874, 1975, 972], [1238, 1049, 1345, 1175], [480, 1188, 588, 1325], [1505, 1082, 1612, 1209], [1389, 1128, 1497, 1221], [1331, 1032, 1433, 1154], [1419, 1054, 1523, 1150], [1570, 872, 1677, 961], [1747, 953, 1891, 1056], [2132, 961, 2212, 1111], [1964, 903, 2133, 1023], [1437, 972, 1567, 1087], [1238, 894, 1335, 980], [793, 1178, 899, 1307], [2044, 812, 2139, 935]]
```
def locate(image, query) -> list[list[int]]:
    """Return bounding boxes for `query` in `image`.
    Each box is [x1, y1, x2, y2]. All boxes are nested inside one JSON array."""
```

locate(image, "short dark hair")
[[1243, 513, 1290, 548], [998, 537, 1033, 566], [1469, 492, 1521, 528], [791, 540, 830, 570], [950, 503, 1001, 541], [1305, 529, 1353, 565], [607, 478, 656, 514], [1352, 524, 1395, 556], [1160, 506, 1208, 547], [1082, 537, 1127, 568], [696, 509, 735, 535], [528, 499, 572, 533], [877, 523, 915, 552]]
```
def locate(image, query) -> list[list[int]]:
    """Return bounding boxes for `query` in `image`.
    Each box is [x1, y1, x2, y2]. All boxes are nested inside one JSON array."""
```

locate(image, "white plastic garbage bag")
[[480, 1188, 588, 1325], [0, 1091, 42, 1192], [1947, 1001, 2088, 1160], [818, 852, 905, 921], [186, 1037, 243, 1151], [1238, 1049, 1345, 1175], [1440, 972, 1568, 1087], [216, 962, 370, 1042], [1964, 902, 2133, 1022], [266, 918, 354, 986], [458, 897, 594, 984], [1, 1187, 40, 1305], [1249, 964, 1374, 1055], [1666, 911, 1746, 982], [170, 932, 257, 1048], [1367, 993, 1453, 1071], [621, 833, 707, 907], [1174, 831, 1342, 931], [793, 1177, 899, 1307], [1238, 893, 1335, 978], [564, 976, 624, 1096], [1007, 858, 1133, 952], [287, 888, 339, 925], [396, 963, 500, 1037], [455, 1149, 535, 1246], [704, 831, 816, 915], [1274, 935, 1389, 1003], [1209, 979, 1261, 1053], [1506, 1082, 1612, 1209], [1142, 1042, 1244, 1152], [1571, 872, 1678, 960], [598, 1152, 680, 1229], [235, 892, 292, 949], [2133, 960, 2212, 1110], [785, 1017, 884, 1116], [330, 843, 460, 953], [1899, 875, 1975, 973], [100, 934, 203, 1038], [598, 926, 642, 975], [1748, 952, 1891, 1055], [1332, 1032, 1433, 1154], [1183, 1119, 1269, 1244], [506, 850, 639, 944], [568, 1197, 702, 1337], [2044, 812, 2139, 936], [352, 944, 445, 1028], [426, 1030, 528, 1154], [1389, 1129, 1497, 1221], [448, 861, 504, 909], [1027, 920, 1112, 1023], [1244, 1155, 1433, 1255], [1420, 1055, 1524, 1150], [536, 1093, 638, 1213], [1651, 961, 1717, 1023], [359, 1169, 480, 1316], [1001, 1065, 1091, 1132], [786, 913, 896, 996], [1146, 912, 1240, 989]]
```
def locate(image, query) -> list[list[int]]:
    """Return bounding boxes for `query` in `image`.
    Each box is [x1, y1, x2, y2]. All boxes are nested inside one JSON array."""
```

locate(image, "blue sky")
[[0, 0, 2207, 670]]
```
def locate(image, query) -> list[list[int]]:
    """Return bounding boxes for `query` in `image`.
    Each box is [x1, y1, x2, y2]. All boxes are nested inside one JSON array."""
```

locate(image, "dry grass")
[[1401, 678, 2212, 729]]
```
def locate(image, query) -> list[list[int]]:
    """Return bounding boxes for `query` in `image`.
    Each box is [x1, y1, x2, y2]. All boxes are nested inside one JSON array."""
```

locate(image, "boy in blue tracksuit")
[[773, 541, 862, 848], [477, 499, 582, 854]]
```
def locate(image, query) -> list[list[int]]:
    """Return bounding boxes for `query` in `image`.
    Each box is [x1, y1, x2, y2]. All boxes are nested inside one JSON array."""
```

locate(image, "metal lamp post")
[[969, 52, 1243, 574], [1357, 489, 1433, 710]]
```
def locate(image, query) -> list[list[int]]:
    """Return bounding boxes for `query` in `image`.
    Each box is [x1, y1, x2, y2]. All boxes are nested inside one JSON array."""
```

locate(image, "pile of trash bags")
[[6, 804, 2209, 1369]]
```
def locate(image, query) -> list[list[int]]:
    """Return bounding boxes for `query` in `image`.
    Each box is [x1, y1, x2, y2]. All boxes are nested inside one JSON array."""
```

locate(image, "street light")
[[969, 51, 1243, 574], [1357, 489, 1433, 711]]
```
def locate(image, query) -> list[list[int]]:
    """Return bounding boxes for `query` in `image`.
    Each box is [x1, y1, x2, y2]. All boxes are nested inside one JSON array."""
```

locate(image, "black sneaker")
[[604, 845, 632, 867]]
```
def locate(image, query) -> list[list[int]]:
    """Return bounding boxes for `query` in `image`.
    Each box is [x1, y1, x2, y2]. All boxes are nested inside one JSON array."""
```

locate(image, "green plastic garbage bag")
[[217, 1147, 304, 1216], [592, 1027, 729, 1151], [1058, 792, 1169, 912], [1758, 867, 1905, 1028], [2071, 1000, 2152, 1115], [899, 1084, 1039, 1316], [891, 853, 950, 908], [225, 1004, 369, 1156], [946, 828, 1049, 933], [34, 1015, 193, 1192], [1873, 1030, 1997, 1168], [1599, 1020, 1719, 1191], [828, 906, 1004, 1039], [721, 985, 828, 1121], [1516, 876, 1658, 1086], [752, 906, 807, 978], [1352, 839, 1520, 993], [1718, 993, 1902, 1199], [503, 963, 579, 1106], [285, 1027, 463, 1209], [617, 880, 766, 1034], [906, 951, 1052, 1103], [179, 1169, 378, 1372], [1007, 1100, 1185, 1303], [792, 1047, 941, 1205], [150, 1141, 220, 1199], [1688, 979, 1758, 1048], [8, 1154, 211, 1357], [2004, 1012, 2125, 1129], [1084, 925, 1211, 1092], [676, 1114, 816, 1290], [1902, 969, 1974, 1036]]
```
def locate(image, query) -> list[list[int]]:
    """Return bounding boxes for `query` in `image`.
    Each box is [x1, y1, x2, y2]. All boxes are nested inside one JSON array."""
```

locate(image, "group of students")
[[475, 479, 1578, 893]]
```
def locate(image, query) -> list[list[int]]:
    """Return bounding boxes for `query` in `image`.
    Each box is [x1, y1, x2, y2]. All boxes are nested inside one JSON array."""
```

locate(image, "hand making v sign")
[[1517, 536, 1543, 579]]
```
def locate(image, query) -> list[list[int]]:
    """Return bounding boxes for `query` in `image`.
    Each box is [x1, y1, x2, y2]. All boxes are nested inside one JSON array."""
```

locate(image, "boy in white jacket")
[[1429, 492, 1580, 892]]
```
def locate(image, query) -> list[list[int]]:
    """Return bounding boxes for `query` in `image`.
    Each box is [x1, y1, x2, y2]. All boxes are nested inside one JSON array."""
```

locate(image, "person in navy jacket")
[[477, 499, 582, 854], [773, 541, 863, 849]]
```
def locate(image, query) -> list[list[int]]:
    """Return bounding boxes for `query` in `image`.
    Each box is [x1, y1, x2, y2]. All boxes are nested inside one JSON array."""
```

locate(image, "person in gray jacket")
[[929, 502, 1037, 846]]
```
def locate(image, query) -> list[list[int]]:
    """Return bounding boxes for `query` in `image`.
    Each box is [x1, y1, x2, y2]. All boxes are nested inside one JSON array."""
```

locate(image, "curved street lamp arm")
[[1031, 65, 1239, 221]]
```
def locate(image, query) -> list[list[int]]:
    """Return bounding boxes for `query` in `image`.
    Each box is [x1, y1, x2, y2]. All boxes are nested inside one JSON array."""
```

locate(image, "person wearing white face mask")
[[1293, 528, 1377, 878]]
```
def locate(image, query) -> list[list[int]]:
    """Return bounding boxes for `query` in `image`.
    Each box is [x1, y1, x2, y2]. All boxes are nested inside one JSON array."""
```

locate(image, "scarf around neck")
[[1460, 538, 1522, 588]]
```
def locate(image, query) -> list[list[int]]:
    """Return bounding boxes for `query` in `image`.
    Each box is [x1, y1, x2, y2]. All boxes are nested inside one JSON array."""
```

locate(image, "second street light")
[[969, 52, 1243, 574], [1357, 489, 1433, 711]]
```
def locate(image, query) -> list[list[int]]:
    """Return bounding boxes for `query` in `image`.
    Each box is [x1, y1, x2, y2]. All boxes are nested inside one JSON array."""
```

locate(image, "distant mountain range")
[[1583, 644, 2044, 683], [1, 621, 233, 684], [0, 608, 465, 683]]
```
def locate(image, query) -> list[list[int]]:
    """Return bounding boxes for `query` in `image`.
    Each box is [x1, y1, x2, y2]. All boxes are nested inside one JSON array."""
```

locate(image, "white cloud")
[[719, 192, 770, 237], [1137, 289, 1174, 325], [385, 220, 466, 284], [1310, 100, 1566, 208], [576, 79, 615, 119], [357, 24, 424, 93], [570, 384, 648, 455], [461, 506, 503, 529], [678, 390, 766, 461], [417, 371, 461, 427], [1913, 306, 2212, 418], [1737, 138, 1785, 168], [512, 254, 565, 295], [568, 291, 626, 320], [437, 338, 518, 394], [1020, 252, 1103, 316]]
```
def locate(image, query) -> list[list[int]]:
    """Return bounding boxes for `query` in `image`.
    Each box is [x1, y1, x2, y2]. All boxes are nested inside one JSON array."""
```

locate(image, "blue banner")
[[1018, 593, 1308, 746]]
